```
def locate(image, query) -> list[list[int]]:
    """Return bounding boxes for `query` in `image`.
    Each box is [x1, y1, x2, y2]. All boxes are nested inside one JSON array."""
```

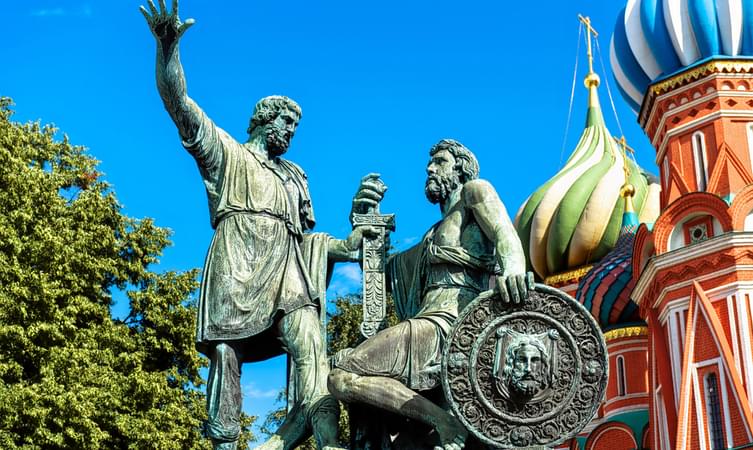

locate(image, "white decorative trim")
[[609, 344, 650, 356], [747, 123, 753, 175], [634, 232, 753, 306], [575, 403, 649, 433], [663, 157, 670, 193], [649, 90, 753, 147], [657, 386, 671, 450], [659, 295, 691, 323], [740, 292, 753, 410], [719, 362, 735, 448], [728, 294, 741, 375], [655, 110, 753, 164], [604, 392, 649, 407], [703, 282, 753, 303], [668, 307, 685, 406], [653, 349, 659, 449], [644, 69, 753, 146], [691, 367, 708, 450], [651, 267, 753, 316]]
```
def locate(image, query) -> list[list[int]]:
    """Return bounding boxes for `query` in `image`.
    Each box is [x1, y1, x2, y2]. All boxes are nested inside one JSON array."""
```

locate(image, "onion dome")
[[575, 182, 642, 328], [515, 66, 661, 282], [611, 0, 753, 112]]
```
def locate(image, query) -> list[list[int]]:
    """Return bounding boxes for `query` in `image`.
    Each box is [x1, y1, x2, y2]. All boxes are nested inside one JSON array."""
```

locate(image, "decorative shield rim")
[[440, 283, 608, 448]]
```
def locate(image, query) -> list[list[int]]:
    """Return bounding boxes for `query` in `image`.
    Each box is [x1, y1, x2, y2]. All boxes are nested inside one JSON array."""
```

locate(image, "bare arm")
[[464, 179, 533, 304], [140, 0, 200, 142], [327, 234, 361, 263]]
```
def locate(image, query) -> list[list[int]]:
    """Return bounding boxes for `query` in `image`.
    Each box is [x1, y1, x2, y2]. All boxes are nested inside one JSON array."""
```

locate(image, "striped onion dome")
[[611, 0, 753, 113], [575, 188, 642, 328], [515, 77, 661, 281]]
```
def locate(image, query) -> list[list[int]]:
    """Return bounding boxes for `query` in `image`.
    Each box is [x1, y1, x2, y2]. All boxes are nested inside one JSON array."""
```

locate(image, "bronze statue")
[[328, 139, 532, 450], [140, 1, 366, 448]]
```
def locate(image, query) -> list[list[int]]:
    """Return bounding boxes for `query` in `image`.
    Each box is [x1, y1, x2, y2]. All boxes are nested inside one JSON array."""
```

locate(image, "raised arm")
[[140, 0, 200, 142], [464, 179, 533, 304]]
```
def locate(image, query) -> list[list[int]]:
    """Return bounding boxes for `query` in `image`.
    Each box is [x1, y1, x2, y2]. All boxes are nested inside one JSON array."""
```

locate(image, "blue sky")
[[3, 0, 653, 442]]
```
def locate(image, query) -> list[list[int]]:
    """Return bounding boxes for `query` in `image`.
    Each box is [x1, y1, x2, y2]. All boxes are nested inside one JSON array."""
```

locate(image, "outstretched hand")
[[140, 0, 195, 52]]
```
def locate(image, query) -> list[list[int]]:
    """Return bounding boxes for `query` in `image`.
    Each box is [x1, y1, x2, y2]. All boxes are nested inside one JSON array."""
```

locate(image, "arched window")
[[617, 356, 627, 396], [704, 373, 725, 450], [663, 157, 670, 189], [692, 131, 709, 191]]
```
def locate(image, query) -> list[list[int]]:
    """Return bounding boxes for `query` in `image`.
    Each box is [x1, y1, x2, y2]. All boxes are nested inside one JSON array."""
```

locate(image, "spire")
[[578, 14, 603, 124], [617, 136, 639, 228]]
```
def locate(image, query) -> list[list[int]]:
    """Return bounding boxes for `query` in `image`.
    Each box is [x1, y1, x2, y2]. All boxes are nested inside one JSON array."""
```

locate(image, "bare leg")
[[255, 307, 342, 450], [328, 368, 467, 450]]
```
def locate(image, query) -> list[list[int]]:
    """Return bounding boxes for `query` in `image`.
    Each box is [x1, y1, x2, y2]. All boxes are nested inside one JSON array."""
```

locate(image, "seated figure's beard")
[[425, 173, 460, 204], [266, 128, 291, 156]]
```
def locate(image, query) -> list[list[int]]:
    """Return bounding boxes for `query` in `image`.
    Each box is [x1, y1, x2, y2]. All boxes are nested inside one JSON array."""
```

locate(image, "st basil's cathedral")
[[515, 1, 753, 448]]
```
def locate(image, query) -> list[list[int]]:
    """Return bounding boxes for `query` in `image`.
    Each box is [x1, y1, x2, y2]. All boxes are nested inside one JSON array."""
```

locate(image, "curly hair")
[[428, 139, 479, 183], [247, 95, 302, 135]]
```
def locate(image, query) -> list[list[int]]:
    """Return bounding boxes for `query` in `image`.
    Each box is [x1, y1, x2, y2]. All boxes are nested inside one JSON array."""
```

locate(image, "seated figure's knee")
[[328, 368, 358, 401]]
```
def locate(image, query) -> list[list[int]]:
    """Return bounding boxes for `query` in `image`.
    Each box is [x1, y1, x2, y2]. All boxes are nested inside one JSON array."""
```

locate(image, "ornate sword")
[[352, 204, 395, 339]]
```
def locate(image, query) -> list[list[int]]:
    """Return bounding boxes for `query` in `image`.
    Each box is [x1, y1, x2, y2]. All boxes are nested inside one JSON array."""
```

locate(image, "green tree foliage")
[[262, 293, 398, 449], [0, 98, 254, 449], [327, 293, 398, 355]]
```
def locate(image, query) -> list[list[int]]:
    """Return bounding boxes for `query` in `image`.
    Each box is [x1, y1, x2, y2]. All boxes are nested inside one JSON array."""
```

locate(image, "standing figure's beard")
[[265, 127, 291, 156], [425, 172, 461, 204]]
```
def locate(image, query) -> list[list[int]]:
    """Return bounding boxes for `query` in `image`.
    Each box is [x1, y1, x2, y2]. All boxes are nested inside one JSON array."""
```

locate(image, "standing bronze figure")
[[140, 1, 366, 449]]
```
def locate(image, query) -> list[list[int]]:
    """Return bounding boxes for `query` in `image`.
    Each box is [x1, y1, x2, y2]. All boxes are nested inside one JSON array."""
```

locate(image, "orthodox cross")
[[578, 14, 599, 75], [615, 135, 636, 183]]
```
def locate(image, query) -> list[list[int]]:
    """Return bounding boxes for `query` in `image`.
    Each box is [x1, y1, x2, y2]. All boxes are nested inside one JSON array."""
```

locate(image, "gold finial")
[[578, 14, 601, 107]]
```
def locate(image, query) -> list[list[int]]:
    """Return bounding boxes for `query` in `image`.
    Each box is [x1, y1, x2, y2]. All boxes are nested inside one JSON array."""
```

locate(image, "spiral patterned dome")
[[515, 82, 661, 281], [611, 0, 753, 112], [576, 203, 642, 328]]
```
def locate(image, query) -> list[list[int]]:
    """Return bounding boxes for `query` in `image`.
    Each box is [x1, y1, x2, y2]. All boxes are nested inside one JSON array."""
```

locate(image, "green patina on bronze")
[[140, 1, 369, 449], [328, 139, 533, 450]]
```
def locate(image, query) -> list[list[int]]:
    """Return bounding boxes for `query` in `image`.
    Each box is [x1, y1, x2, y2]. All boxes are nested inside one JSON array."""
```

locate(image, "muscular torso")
[[432, 194, 495, 260], [418, 189, 496, 318]]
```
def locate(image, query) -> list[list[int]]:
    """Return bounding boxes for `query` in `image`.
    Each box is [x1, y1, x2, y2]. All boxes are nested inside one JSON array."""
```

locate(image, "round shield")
[[441, 284, 608, 448]]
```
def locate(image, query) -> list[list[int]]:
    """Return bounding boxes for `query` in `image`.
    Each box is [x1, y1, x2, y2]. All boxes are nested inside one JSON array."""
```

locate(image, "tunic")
[[335, 225, 497, 390], [183, 108, 320, 358]]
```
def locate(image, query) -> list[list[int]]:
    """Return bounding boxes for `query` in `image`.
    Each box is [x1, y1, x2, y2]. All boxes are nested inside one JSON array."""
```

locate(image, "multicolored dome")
[[515, 79, 660, 281], [576, 198, 642, 328], [611, 0, 753, 112]]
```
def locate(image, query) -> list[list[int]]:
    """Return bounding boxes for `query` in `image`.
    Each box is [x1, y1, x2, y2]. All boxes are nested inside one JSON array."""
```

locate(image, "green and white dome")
[[515, 77, 660, 281]]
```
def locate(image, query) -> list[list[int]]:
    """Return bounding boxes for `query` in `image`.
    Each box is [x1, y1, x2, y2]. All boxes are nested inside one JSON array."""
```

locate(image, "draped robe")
[[183, 108, 330, 360]]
